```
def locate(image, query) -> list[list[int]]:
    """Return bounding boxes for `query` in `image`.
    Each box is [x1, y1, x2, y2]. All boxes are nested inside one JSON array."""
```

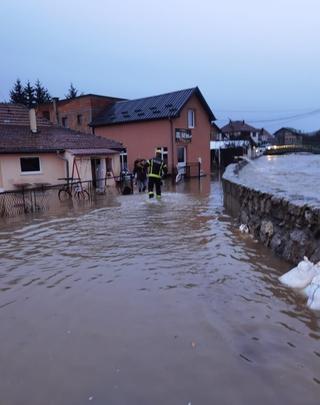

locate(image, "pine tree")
[[9, 78, 26, 104], [24, 80, 35, 107], [34, 79, 51, 105], [65, 83, 78, 99]]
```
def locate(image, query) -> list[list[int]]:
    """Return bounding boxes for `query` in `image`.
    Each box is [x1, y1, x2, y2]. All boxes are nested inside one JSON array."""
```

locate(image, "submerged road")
[[0, 178, 319, 405]]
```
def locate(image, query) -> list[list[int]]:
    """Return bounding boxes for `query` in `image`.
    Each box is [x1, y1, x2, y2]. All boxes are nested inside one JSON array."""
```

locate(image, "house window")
[[156, 146, 168, 166], [77, 114, 82, 125], [187, 109, 195, 129], [20, 157, 41, 173], [62, 117, 68, 128], [120, 149, 128, 171]]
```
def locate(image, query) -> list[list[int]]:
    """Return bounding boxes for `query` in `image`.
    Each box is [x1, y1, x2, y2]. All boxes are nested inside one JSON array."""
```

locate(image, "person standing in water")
[[146, 149, 168, 199], [133, 159, 147, 192]]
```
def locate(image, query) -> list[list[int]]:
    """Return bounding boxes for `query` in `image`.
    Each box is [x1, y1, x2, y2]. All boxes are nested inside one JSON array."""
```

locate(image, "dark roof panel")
[[91, 87, 215, 126]]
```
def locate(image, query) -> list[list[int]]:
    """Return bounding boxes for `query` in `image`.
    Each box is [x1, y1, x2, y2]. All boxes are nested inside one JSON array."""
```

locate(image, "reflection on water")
[[0, 177, 320, 405]]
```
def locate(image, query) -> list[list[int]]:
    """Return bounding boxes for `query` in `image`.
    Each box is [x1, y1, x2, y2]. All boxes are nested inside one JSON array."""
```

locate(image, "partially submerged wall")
[[222, 163, 320, 264]]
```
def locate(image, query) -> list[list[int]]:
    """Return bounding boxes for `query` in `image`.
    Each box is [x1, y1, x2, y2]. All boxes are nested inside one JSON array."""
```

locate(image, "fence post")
[[22, 188, 27, 213]]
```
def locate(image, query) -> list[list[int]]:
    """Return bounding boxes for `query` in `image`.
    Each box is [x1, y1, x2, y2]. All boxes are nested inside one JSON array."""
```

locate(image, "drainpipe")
[[56, 151, 69, 180], [169, 118, 174, 177]]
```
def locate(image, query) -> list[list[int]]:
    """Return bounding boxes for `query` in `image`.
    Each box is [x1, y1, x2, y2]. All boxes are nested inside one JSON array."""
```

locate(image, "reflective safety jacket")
[[146, 157, 168, 179]]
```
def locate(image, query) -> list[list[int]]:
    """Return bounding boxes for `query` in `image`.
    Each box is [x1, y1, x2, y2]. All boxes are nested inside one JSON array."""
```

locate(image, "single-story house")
[[0, 104, 123, 191], [90, 87, 216, 176]]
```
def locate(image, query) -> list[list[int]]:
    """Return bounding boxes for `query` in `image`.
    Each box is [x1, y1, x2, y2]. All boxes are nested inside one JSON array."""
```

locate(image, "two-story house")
[[273, 127, 303, 145], [90, 87, 216, 176]]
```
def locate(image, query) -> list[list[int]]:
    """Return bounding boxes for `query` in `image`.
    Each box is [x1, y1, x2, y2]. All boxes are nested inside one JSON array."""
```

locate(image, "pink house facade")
[[0, 104, 123, 191], [91, 87, 216, 176]]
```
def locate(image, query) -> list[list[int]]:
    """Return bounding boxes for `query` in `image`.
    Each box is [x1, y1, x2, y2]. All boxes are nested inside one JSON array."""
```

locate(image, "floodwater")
[[0, 178, 320, 405], [225, 154, 320, 207]]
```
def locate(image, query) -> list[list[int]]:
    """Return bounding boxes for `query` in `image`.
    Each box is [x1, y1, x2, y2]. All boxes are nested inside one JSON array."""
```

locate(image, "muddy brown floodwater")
[[0, 177, 319, 405]]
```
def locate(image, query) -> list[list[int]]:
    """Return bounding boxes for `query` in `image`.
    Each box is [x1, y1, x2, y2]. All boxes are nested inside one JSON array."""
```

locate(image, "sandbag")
[[306, 274, 320, 310], [279, 257, 319, 289]]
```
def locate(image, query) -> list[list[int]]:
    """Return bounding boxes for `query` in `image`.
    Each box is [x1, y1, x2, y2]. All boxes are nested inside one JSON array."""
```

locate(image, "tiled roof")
[[91, 87, 215, 126], [273, 127, 302, 136], [0, 104, 123, 154], [260, 128, 273, 138], [221, 120, 259, 133], [67, 148, 118, 156], [0, 103, 51, 126]]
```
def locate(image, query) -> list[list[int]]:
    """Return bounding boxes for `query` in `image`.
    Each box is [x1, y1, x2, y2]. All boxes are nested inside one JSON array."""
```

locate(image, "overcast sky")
[[1, 0, 319, 132]]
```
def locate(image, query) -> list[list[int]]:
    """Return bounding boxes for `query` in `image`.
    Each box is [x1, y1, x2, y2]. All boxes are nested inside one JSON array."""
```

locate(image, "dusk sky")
[[1, 0, 319, 132]]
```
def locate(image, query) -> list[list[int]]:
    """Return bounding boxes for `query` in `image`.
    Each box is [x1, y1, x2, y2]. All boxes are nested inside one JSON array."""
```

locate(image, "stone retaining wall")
[[222, 164, 320, 264]]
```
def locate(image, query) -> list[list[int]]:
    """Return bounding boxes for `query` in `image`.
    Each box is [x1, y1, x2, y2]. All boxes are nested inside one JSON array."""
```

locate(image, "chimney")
[[52, 97, 59, 124], [29, 108, 37, 133]]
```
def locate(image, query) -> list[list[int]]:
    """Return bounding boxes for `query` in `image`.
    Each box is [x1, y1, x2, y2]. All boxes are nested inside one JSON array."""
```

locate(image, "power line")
[[215, 108, 320, 124], [215, 108, 316, 113]]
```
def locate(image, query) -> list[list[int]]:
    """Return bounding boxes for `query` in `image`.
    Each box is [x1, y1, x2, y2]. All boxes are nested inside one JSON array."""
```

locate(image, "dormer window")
[[187, 109, 195, 129]]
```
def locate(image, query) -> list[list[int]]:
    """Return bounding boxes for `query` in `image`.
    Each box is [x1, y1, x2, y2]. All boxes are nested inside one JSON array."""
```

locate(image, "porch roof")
[[67, 148, 119, 156]]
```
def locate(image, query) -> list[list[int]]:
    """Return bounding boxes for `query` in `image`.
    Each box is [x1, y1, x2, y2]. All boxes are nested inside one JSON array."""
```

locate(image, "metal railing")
[[0, 184, 52, 217], [176, 162, 201, 178], [264, 145, 320, 155], [0, 173, 138, 218]]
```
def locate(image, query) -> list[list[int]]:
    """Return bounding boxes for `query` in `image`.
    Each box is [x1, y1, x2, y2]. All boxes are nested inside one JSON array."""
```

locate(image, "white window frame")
[[187, 109, 195, 129], [156, 146, 168, 163], [20, 156, 42, 175], [120, 150, 128, 171]]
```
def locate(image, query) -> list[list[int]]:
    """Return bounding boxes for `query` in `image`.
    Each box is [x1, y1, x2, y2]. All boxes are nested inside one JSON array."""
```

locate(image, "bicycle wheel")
[[58, 189, 72, 201], [82, 190, 90, 200], [75, 190, 90, 200]]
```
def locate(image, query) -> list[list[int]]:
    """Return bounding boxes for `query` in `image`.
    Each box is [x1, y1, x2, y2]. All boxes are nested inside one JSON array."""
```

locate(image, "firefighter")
[[146, 149, 168, 199]]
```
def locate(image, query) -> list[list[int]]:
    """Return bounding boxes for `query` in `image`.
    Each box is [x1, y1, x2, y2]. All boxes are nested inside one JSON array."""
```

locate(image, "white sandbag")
[[303, 274, 320, 296], [279, 257, 319, 289], [306, 274, 320, 310]]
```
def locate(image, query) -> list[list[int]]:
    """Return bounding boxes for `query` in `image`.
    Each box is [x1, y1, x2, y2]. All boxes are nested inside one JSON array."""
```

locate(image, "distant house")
[[210, 122, 221, 141], [273, 127, 303, 145], [259, 128, 274, 145], [37, 94, 125, 134], [90, 87, 216, 175], [0, 104, 123, 191], [220, 120, 260, 145]]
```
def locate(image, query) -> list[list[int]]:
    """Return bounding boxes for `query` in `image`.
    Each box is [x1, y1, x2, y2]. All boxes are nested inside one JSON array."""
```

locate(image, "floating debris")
[[239, 224, 249, 233]]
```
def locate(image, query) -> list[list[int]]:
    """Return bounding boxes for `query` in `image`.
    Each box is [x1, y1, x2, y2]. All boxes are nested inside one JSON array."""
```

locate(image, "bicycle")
[[58, 179, 90, 201]]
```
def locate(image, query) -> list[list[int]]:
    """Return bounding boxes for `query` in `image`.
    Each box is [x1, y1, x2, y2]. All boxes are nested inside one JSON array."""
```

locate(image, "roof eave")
[[177, 87, 215, 122]]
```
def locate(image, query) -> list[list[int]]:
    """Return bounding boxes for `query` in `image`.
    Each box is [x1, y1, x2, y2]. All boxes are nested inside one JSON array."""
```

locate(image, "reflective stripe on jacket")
[[147, 157, 166, 179]]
